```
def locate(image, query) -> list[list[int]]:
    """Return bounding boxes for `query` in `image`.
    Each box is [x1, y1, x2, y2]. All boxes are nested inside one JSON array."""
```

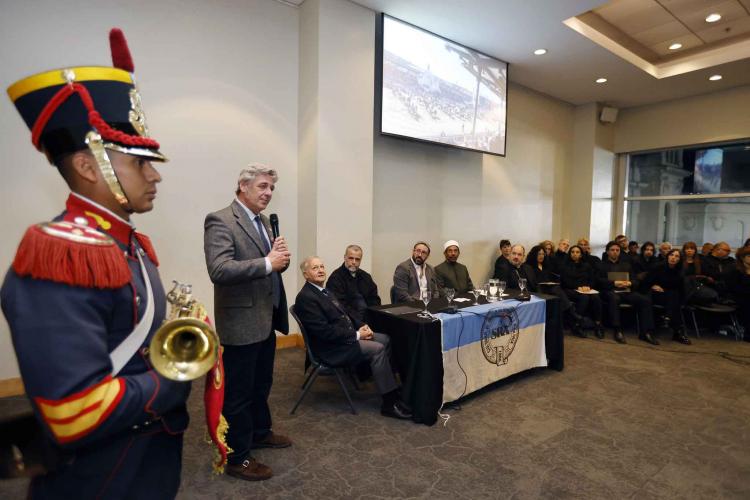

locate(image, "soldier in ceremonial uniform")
[[0, 29, 190, 499]]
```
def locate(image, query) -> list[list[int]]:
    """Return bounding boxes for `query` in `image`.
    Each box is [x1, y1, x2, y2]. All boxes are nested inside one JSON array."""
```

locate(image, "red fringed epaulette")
[[204, 347, 230, 474], [12, 222, 131, 289], [134, 232, 159, 267]]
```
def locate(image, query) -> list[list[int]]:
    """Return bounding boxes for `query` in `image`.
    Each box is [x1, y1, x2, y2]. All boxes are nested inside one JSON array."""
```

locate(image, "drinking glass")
[[497, 280, 506, 300], [471, 288, 482, 305], [485, 283, 497, 302], [518, 278, 528, 295], [419, 287, 431, 318], [444, 288, 456, 304], [488, 279, 498, 299]]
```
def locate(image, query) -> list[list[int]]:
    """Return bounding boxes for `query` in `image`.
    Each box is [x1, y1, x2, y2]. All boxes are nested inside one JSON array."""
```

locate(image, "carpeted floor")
[[1, 330, 749, 499]]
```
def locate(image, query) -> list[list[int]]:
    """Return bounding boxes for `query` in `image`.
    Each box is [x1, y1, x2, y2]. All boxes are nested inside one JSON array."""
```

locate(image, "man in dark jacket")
[[295, 256, 411, 420], [599, 241, 657, 345], [326, 245, 381, 324], [435, 240, 474, 293], [703, 241, 735, 297], [498, 245, 538, 293]]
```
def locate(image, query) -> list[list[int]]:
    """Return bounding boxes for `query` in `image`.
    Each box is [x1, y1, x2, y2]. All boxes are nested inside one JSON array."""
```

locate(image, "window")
[[623, 141, 750, 248]]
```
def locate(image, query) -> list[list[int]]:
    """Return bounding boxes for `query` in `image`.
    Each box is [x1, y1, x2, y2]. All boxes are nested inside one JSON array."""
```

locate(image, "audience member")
[[627, 241, 639, 258], [434, 240, 474, 294], [326, 244, 381, 325], [294, 257, 412, 420], [525, 245, 579, 324], [703, 241, 735, 297], [632, 241, 658, 284], [392, 241, 440, 302], [540, 240, 555, 258], [657, 241, 672, 261], [726, 247, 750, 342], [598, 241, 657, 345], [682, 241, 718, 305], [493, 239, 512, 279], [744, 238, 750, 248], [578, 237, 601, 269], [644, 249, 691, 344], [551, 238, 569, 274], [560, 245, 605, 338], [701, 242, 714, 256]]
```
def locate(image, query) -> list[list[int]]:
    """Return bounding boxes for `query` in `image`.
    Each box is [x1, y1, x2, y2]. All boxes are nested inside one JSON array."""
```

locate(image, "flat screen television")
[[694, 148, 723, 194], [378, 14, 509, 156]]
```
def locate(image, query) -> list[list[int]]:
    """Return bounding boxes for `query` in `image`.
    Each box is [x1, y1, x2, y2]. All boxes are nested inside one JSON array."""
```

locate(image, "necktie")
[[254, 215, 280, 307]]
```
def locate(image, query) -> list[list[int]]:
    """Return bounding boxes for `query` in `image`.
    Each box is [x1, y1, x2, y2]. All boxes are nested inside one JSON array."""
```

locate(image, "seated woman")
[[682, 241, 718, 305], [726, 246, 750, 342], [632, 241, 658, 285], [560, 245, 604, 339], [644, 249, 691, 344], [525, 245, 581, 330]]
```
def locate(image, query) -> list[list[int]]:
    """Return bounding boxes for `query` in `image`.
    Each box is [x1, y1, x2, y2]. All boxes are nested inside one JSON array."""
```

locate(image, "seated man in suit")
[[498, 244, 538, 292], [295, 256, 412, 420], [326, 244, 381, 324], [434, 240, 474, 294], [392, 241, 441, 302]]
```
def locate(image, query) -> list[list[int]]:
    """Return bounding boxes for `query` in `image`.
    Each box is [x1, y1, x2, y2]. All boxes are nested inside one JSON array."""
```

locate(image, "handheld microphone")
[[269, 213, 280, 239]]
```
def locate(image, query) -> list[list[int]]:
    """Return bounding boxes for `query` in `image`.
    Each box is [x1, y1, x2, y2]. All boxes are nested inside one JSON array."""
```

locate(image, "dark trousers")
[[223, 331, 276, 465], [602, 291, 655, 331], [31, 429, 183, 500], [357, 332, 398, 395], [564, 289, 602, 322], [652, 290, 684, 327]]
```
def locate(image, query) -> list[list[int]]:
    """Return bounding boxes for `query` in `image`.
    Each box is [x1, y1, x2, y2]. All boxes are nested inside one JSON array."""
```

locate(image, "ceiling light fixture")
[[705, 13, 721, 23], [533, 48, 547, 55], [709, 74, 722, 81], [668, 43, 682, 50], [595, 77, 607, 83]]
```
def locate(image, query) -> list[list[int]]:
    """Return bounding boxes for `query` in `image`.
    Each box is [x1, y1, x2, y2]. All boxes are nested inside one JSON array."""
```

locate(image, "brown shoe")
[[251, 432, 292, 449], [225, 458, 273, 481]]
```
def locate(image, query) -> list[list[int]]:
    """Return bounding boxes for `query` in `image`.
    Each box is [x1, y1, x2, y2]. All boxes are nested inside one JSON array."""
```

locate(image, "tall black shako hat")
[[7, 28, 166, 207]]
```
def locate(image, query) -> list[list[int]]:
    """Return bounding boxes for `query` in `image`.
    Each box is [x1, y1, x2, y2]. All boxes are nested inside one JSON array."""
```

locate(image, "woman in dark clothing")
[[560, 245, 604, 339], [632, 241, 658, 285], [682, 241, 718, 305], [645, 249, 691, 344], [726, 246, 750, 342], [526, 245, 580, 330]]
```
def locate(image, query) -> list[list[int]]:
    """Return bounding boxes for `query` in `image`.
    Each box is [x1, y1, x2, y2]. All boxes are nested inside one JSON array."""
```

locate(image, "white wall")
[[614, 85, 750, 153], [0, 0, 299, 379], [371, 83, 575, 295]]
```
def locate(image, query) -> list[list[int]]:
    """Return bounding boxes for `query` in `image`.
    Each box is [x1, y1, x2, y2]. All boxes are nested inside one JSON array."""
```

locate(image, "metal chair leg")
[[291, 367, 321, 415], [334, 369, 357, 415], [635, 311, 640, 337], [690, 309, 701, 338], [730, 314, 743, 341], [300, 365, 316, 389]]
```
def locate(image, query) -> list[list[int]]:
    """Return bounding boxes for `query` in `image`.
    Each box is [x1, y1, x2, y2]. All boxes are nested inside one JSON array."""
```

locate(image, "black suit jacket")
[[325, 264, 381, 324], [499, 263, 538, 292], [294, 282, 364, 367]]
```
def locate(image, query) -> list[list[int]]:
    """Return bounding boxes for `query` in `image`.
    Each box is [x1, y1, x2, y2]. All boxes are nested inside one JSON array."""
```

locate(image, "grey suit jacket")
[[204, 200, 289, 345], [392, 259, 441, 303]]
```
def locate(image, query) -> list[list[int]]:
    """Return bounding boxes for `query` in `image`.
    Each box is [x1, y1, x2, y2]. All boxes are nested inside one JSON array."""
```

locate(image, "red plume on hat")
[[109, 28, 134, 72]]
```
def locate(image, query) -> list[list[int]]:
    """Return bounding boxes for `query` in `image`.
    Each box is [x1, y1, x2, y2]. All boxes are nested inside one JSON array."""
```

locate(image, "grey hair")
[[511, 244, 526, 254], [345, 244, 363, 255], [300, 255, 320, 273], [236, 163, 279, 194]]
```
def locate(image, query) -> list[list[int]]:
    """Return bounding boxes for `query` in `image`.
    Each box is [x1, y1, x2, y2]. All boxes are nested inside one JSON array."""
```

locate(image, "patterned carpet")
[[1, 330, 749, 499]]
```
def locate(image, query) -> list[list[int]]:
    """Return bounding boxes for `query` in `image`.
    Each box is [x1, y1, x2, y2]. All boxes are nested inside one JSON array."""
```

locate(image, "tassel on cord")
[[204, 348, 231, 474], [12, 225, 131, 289], [134, 233, 159, 267]]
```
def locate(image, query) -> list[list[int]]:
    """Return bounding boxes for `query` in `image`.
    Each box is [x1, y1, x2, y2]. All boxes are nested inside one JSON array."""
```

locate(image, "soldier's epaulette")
[[134, 232, 159, 267], [12, 222, 131, 289]]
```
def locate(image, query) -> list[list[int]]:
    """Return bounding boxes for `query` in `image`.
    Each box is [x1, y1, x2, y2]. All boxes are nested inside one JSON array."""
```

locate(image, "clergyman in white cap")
[[434, 240, 474, 294]]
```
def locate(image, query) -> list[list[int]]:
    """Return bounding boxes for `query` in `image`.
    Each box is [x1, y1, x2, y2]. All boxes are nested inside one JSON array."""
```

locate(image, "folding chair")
[[684, 303, 743, 341], [289, 305, 357, 415]]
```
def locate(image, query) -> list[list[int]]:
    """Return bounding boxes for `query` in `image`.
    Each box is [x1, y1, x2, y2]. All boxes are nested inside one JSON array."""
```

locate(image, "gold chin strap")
[[85, 130, 131, 209]]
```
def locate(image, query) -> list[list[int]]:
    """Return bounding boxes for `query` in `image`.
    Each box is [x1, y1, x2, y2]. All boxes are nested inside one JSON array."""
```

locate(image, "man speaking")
[[204, 165, 292, 481]]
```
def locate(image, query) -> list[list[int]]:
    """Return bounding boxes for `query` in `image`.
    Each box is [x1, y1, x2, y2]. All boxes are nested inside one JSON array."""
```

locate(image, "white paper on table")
[[453, 298, 471, 302]]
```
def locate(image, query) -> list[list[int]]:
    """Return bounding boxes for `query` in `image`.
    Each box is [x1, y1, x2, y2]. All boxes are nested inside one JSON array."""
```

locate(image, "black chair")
[[289, 305, 357, 415], [618, 302, 640, 336], [684, 303, 743, 340]]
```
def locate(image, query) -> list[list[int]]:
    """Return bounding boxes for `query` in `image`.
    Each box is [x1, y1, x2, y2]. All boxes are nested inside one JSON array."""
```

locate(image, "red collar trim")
[[64, 194, 134, 246]]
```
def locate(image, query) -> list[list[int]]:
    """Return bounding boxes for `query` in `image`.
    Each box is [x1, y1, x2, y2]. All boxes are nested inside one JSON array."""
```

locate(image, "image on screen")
[[694, 148, 723, 194], [380, 15, 508, 156]]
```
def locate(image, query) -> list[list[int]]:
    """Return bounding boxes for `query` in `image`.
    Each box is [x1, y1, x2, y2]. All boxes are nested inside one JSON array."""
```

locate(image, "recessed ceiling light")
[[596, 77, 607, 83], [533, 48, 547, 55], [668, 43, 683, 50], [705, 13, 721, 23], [709, 74, 722, 81]]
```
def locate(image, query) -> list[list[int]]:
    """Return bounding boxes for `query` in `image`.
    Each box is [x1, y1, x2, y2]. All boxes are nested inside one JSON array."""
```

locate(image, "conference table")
[[366, 291, 564, 426]]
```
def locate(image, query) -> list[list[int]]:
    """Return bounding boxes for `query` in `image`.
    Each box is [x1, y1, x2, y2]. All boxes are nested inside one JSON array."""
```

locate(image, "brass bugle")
[[149, 281, 219, 381]]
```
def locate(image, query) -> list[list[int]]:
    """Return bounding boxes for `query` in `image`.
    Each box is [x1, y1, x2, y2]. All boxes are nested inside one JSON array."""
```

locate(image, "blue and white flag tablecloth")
[[438, 296, 547, 404]]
